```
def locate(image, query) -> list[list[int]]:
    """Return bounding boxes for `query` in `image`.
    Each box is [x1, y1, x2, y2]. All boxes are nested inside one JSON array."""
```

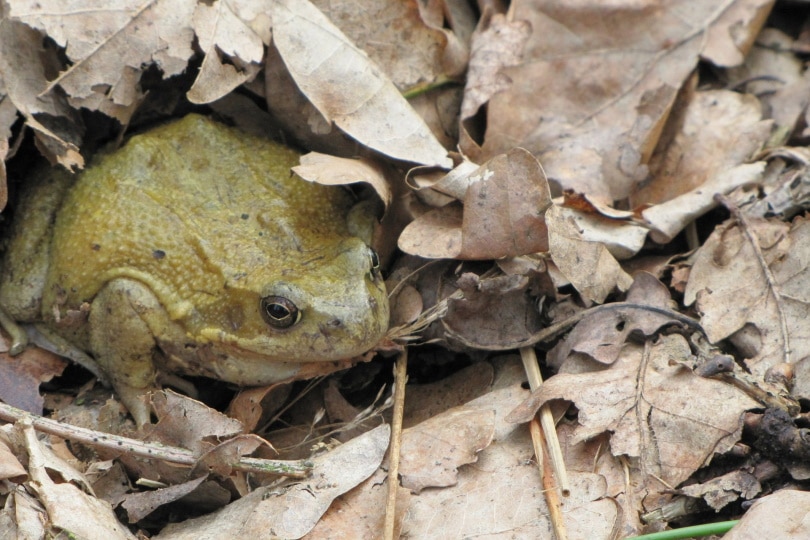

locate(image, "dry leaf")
[[547, 205, 633, 303], [509, 334, 759, 489], [0, 344, 67, 415], [723, 489, 810, 539], [402, 385, 618, 539], [21, 422, 137, 539], [399, 148, 552, 259], [636, 89, 770, 202], [0, 17, 84, 168], [547, 273, 683, 368], [187, 1, 264, 104], [158, 424, 390, 539], [464, 0, 772, 202], [460, 10, 531, 153], [685, 215, 810, 377], [306, 468, 410, 539], [121, 476, 208, 523], [294, 153, 391, 208], [442, 271, 545, 350], [399, 407, 495, 493], [10, 0, 195, 116], [632, 88, 771, 241], [727, 28, 810, 139], [554, 204, 648, 260], [268, 0, 451, 167], [680, 470, 761, 511], [643, 162, 766, 243]]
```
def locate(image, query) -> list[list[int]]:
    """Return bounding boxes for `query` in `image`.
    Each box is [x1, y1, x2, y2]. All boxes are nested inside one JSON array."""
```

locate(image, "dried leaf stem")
[[0, 402, 312, 477]]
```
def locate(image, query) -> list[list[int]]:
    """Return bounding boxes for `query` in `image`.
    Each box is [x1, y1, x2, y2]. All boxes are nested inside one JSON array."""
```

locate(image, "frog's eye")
[[369, 249, 381, 271], [260, 296, 300, 329]]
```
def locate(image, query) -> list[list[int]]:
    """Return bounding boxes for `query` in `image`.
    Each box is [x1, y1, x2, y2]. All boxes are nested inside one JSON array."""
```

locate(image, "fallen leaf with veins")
[[509, 334, 759, 489], [399, 406, 495, 493], [466, 0, 771, 201], [685, 215, 810, 377], [403, 385, 619, 538]]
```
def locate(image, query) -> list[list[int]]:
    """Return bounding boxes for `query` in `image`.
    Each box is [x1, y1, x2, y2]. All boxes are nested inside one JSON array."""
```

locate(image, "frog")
[[0, 114, 389, 426]]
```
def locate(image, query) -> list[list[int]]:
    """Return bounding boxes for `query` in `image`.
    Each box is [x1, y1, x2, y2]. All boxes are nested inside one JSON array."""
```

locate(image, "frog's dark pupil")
[[370, 249, 380, 269], [260, 296, 299, 329], [268, 303, 289, 319]]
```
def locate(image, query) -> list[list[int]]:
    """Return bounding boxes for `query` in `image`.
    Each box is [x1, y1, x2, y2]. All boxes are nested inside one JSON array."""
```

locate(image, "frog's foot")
[[0, 306, 29, 355], [89, 279, 164, 427], [157, 373, 199, 398]]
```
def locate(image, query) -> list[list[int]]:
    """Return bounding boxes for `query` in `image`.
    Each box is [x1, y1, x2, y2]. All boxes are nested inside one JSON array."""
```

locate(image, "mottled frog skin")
[[0, 114, 389, 424]]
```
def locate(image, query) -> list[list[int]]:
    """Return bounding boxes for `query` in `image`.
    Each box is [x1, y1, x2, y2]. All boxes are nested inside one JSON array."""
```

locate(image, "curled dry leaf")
[[685, 216, 810, 378], [268, 0, 452, 168], [294, 153, 391, 208], [20, 422, 137, 539], [399, 148, 551, 259], [0, 18, 84, 168], [442, 271, 545, 351]]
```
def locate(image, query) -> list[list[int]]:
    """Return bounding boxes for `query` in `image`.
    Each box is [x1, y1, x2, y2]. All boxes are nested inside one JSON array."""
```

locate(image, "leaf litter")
[[3, 0, 810, 537]]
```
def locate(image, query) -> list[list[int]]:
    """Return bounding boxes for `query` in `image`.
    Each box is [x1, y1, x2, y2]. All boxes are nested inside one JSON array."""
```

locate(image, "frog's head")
[[200, 236, 389, 363]]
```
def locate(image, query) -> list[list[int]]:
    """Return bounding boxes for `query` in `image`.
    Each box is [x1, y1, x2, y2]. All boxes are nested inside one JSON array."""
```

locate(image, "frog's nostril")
[[327, 318, 343, 329]]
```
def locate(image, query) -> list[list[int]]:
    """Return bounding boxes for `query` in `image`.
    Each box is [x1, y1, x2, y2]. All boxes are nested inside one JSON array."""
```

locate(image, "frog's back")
[[46, 115, 354, 316]]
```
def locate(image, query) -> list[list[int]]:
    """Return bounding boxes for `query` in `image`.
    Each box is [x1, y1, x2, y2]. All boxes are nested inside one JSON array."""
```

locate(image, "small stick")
[[521, 347, 569, 539], [383, 348, 408, 540], [0, 402, 311, 477], [531, 418, 568, 540]]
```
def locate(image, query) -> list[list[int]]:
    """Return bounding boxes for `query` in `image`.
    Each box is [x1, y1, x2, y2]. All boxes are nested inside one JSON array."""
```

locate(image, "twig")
[[715, 193, 791, 364], [531, 418, 568, 540], [0, 402, 312, 477], [521, 347, 569, 540], [446, 301, 706, 351], [383, 349, 408, 540]]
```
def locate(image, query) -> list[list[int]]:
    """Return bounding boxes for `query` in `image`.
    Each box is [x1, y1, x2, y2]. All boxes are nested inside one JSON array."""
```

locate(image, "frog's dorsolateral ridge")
[[0, 114, 389, 425]]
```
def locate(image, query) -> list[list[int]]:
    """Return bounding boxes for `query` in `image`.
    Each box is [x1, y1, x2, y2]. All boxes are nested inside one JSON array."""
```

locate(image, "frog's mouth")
[[197, 320, 385, 363], [163, 329, 374, 386]]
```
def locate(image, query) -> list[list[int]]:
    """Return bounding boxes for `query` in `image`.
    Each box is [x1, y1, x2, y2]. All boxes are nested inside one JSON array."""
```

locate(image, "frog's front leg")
[[89, 279, 171, 426]]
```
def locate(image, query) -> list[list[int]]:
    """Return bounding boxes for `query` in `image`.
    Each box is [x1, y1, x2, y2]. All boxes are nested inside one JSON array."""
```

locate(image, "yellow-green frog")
[[0, 114, 389, 425]]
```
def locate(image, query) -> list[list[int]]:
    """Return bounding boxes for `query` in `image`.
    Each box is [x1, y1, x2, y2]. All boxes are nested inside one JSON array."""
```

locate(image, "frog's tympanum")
[[0, 115, 389, 425]]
